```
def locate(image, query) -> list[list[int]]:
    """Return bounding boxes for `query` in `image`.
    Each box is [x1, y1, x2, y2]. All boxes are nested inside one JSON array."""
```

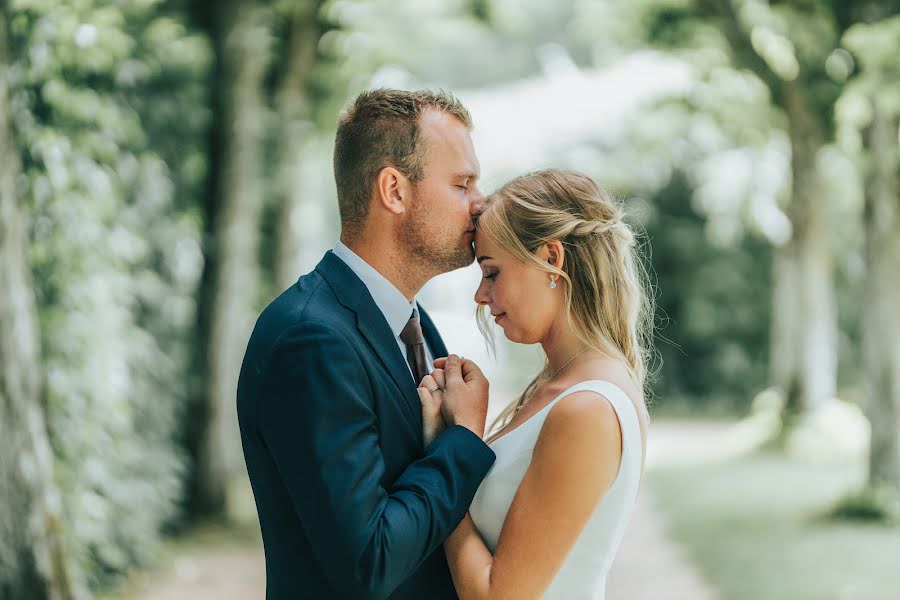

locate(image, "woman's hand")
[[418, 367, 447, 447]]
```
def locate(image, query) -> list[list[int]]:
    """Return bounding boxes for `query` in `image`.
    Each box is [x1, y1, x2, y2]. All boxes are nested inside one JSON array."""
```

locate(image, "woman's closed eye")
[[482, 271, 497, 280]]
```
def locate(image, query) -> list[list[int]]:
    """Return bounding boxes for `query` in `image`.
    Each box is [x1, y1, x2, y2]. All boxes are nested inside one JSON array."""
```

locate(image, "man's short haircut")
[[333, 88, 472, 237]]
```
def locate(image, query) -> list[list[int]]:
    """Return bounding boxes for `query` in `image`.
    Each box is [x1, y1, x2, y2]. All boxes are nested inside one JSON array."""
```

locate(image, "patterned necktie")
[[400, 309, 429, 385]]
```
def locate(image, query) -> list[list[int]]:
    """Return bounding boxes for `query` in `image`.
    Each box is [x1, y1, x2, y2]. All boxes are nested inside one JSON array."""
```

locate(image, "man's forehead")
[[420, 114, 479, 172], [420, 107, 464, 129], [458, 146, 481, 180], [420, 110, 472, 148]]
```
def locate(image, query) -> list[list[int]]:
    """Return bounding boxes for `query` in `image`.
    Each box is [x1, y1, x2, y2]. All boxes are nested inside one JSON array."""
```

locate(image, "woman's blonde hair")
[[476, 169, 655, 432]]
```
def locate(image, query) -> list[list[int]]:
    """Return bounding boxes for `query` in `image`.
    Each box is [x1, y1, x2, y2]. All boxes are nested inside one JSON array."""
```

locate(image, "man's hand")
[[431, 354, 489, 439]]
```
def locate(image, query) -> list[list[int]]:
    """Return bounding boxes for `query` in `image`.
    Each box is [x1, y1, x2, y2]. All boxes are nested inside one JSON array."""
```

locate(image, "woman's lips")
[[493, 313, 505, 324]]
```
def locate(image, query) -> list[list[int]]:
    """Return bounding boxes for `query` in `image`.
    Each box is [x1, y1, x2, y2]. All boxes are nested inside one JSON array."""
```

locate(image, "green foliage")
[[645, 173, 773, 412], [839, 15, 900, 131], [643, 2, 707, 48], [9, 0, 210, 589]]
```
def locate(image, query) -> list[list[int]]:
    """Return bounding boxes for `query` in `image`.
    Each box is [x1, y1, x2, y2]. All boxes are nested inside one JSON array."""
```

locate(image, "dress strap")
[[545, 380, 642, 455]]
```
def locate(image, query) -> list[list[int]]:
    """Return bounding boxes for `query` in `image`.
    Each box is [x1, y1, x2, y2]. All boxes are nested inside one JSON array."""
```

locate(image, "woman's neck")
[[541, 321, 590, 377]]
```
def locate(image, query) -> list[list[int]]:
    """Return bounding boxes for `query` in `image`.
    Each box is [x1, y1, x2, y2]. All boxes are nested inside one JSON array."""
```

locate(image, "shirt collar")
[[333, 241, 417, 338]]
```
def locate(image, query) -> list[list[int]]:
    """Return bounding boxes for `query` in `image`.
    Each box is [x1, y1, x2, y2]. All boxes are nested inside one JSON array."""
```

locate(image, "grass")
[[647, 454, 900, 600]]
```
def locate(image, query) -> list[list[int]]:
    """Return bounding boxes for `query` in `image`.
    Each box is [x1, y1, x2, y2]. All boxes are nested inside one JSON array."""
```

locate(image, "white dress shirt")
[[332, 241, 435, 383]]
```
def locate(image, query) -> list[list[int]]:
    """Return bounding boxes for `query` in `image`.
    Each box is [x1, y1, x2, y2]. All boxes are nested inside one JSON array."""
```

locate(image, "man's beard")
[[400, 192, 474, 275]]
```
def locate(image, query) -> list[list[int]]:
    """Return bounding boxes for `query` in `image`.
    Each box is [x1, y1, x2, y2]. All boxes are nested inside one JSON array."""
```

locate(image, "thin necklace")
[[515, 346, 591, 412], [551, 346, 591, 379]]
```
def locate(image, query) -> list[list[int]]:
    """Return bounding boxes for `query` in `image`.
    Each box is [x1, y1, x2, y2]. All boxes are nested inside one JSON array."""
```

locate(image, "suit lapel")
[[316, 252, 422, 437]]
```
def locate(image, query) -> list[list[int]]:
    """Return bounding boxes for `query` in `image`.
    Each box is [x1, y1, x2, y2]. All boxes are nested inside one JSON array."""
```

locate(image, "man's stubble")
[[399, 186, 475, 281]]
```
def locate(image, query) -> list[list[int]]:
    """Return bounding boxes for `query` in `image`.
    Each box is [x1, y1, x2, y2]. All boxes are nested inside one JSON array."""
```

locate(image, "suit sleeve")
[[258, 320, 496, 600]]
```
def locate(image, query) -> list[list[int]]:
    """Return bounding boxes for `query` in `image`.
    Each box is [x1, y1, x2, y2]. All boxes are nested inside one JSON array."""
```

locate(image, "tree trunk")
[[273, 1, 324, 290], [770, 81, 837, 418], [0, 9, 78, 598], [189, 0, 271, 516], [714, 0, 840, 420], [862, 97, 900, 492], [769, 246, 801, 407]]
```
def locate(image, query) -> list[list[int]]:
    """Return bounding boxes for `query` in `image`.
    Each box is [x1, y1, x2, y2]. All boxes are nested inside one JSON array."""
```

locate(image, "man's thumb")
[[445, 354, 462, 383]]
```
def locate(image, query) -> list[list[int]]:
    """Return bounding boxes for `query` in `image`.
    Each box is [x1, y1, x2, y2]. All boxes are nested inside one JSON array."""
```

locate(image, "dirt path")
[[605, 420, 722, 599], [607, 489, 718, 599], [128, 422, 724, 599], [121, 538, 264, 600]]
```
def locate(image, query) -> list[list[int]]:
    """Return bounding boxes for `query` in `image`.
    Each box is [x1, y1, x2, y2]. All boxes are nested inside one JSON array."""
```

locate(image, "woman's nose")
[[474, 282, 489, 305]]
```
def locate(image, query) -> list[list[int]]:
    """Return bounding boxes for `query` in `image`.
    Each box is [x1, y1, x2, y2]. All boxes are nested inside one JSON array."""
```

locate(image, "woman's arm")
[[444, 390, 624, 600]]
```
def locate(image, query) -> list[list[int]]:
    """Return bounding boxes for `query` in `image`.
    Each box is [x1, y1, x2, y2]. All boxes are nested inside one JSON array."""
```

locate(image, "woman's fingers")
[[419, 374, 438, 391], [417, 386, 436, 407], [431, 368, 445, 390], [417, 381, 441, 413]]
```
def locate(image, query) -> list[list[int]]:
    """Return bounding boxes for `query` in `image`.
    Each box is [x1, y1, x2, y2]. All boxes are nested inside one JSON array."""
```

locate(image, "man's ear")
[[542, 240, 565, 270], [374, 166, 411, 215]]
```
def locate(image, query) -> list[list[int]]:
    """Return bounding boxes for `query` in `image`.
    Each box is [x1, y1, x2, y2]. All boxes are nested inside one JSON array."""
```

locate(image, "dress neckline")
[[486, 379, 630, 447]]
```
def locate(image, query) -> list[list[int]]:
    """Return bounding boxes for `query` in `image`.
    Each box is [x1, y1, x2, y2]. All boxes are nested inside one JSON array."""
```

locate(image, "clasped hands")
[[417, 354, 489, 447]]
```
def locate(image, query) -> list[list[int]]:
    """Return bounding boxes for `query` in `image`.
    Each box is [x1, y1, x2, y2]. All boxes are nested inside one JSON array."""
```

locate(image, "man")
[[237, 89, 495, 600]]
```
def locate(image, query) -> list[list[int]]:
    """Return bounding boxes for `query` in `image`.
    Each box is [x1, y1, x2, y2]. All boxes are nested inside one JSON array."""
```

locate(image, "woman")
[[418, 169, 653, 599]]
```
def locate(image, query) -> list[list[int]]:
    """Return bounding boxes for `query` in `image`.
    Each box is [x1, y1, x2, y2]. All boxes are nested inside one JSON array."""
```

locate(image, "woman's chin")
[[498, 324, 517, 342], [500, 325, 533, 345]]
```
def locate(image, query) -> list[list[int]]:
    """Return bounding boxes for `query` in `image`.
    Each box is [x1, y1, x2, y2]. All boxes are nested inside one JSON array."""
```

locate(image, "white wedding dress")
[[469, 380, 643, 600]]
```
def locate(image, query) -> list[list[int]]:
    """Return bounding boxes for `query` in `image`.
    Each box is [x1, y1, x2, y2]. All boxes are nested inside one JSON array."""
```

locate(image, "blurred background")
[[1, 1, 899, 599]]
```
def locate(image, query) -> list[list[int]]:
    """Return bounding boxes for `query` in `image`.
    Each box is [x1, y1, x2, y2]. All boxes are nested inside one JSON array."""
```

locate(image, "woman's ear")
[[374, 166, 410, 215], [544, 240, 565, 270]]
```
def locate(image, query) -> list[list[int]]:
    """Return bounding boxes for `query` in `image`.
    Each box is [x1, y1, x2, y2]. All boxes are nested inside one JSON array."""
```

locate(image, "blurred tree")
[[9, 0, 209, 587], [842, 15, 900, 495], [0, 6, 77, 598], [269, 0, 328, 290], [187, 0, 273, 517], [470, 0, 492, 24], [636, 0, 897, 422], [861, 100, 900, 493]]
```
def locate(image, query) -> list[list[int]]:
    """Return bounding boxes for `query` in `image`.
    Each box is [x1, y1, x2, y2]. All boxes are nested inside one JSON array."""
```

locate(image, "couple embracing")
[[237, 88, 652, 600]]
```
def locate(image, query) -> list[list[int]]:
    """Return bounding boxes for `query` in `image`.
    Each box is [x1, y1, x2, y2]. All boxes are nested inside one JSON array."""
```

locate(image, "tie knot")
[[400, 309, 425, 346]]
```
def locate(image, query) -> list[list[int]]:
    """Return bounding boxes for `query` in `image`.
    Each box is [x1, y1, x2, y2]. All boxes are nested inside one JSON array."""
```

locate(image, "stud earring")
[[549, 274, 557, 289]]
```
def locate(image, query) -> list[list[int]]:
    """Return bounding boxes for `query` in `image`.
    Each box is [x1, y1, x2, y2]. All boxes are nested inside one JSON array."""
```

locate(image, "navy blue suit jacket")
[[237, 251, 496, 599]]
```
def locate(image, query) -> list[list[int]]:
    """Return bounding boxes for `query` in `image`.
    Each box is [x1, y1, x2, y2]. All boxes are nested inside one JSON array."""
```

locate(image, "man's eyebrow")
[[477, 256, 493, 263], [455, 171, 480, 180]]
